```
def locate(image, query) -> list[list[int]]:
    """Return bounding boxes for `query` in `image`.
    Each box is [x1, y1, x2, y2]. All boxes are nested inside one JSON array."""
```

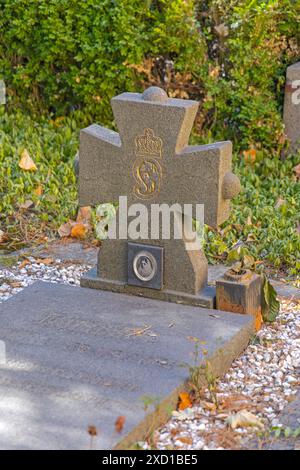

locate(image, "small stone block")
[[216, 270, 262, 317]]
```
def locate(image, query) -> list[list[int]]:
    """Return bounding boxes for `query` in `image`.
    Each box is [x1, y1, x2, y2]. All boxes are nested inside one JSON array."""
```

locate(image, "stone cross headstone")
[[79, 87, 240, 307], [284, 62, 300, 152]]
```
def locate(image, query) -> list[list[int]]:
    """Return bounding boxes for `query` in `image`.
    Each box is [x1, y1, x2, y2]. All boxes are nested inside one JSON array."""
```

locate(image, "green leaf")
[[261, 274, 280, 322]]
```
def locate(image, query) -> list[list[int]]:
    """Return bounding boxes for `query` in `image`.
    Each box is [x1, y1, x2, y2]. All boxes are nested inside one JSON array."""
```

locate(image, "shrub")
[[0, 107, 78, 246], [0, 0, 299, 150]]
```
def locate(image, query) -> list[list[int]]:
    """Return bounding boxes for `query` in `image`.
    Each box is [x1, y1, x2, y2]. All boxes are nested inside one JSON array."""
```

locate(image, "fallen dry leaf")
[[34, 185, 43, 196], [7, 280, 23, 288], [226, 410, 264, 430], [87, 425, 98, 436], [214, 23, 229, 37], [58, 221, 72, 238], [19, 149, 37, 171], [278, 133, 287, 145], [246, 233, 257, 242], [19, 259, 30, 269], [274, 197, 286, 209], [209, 65, 220, 79], [202, 401, 217, 412], [76, 206, 91, 225], [71, 223, 88, 239], [35, 258, 54, 265], [0, 229, 7, 243], [293, 163, 300, 179], [177, 436, 193, 445], [220, 394, 252, 412], [178, 392, 192, 411], [125, 324, 152, 337], [170, 426, 183, 437], [19, 200, 34, 210], [115, 416, 125, 433], [243, 148, 256, 164], [255, 311, 263, 332]]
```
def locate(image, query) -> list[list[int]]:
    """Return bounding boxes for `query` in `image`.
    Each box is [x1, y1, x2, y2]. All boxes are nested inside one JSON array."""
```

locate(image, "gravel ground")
[[0, 257, 88, 301], [1, 258, 299, 450], [153, 297, 300, 450]]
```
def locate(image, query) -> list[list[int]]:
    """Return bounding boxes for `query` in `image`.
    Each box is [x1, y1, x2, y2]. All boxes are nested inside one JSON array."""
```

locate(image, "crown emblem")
[[135, 128, 162, 158]]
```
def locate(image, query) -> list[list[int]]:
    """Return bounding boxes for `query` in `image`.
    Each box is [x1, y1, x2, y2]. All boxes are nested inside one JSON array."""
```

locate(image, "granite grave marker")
[[79, 86, 241, 307]]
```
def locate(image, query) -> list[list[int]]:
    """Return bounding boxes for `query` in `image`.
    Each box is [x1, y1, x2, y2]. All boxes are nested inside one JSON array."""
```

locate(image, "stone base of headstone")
[[81, 267, 216, 308], [0, 281, 254, 450]]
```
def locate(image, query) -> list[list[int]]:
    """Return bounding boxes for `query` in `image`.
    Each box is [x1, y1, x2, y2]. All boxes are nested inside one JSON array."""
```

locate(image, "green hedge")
[[0, 0, 299, 150]]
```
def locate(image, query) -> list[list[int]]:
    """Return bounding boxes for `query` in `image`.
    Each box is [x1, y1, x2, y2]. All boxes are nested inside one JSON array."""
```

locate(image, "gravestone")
[[283, 62, 300, 152], [79, 87, 240, 307], [0, 282, 254, 449]]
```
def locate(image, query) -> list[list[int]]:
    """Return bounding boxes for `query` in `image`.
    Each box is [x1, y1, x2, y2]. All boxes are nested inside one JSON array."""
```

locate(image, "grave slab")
[[0, 282, 254, 450]]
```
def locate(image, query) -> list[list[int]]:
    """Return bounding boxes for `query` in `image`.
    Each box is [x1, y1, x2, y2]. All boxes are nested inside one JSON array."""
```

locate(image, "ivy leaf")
[[227, 247, 242, 264], [261, 274, 279, 322]]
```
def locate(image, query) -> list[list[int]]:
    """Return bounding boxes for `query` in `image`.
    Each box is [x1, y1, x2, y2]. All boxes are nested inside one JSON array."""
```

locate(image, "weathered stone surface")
[[283, 62, 300, 152], [32, 240, 97, 266], [81, 266, 216, 308], [79, 91, 237, 225], [216, 270, 262, 316], [79, 87, 240, 304], [0, 282, 254, 450]]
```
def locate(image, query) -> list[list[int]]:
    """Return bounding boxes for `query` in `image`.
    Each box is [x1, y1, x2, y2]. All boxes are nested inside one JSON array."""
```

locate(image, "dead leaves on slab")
[[125, 324, 156, 338], [115, 416, 126, 434]]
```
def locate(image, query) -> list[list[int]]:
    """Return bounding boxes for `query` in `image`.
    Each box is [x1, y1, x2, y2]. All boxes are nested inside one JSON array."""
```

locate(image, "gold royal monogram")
[[133, 128, 163, 199]]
